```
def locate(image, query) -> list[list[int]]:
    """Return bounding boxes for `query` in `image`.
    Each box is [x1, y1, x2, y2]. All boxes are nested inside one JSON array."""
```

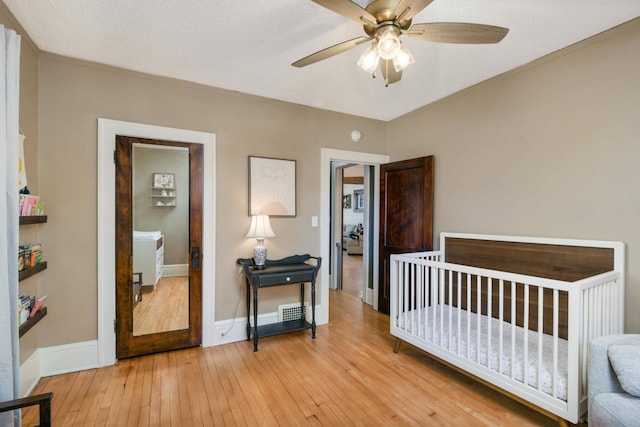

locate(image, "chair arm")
[[0, 392, 53, 427]]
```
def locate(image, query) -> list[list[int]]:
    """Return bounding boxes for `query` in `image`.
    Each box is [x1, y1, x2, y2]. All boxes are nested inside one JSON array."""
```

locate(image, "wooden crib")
[[390, 233, 625, 425]]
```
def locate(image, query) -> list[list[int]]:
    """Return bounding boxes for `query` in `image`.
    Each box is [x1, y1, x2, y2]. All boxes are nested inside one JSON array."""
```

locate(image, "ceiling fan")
[[292, 0, 509, 86]]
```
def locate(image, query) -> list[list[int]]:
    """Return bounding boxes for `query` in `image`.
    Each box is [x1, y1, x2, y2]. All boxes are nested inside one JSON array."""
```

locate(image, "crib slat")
[[467, 273, 472, 360], [431, 265, 437, 343], [477, 275, 482, 365], [523, 284, 529, 385], [511, 281, 516, 380], [498, 279, 504, 376], [448, 269, 453, 350], [553, 289, 559, 399], [487, 277, 493, 369], [412, 262, 416, 334], [439, 267, 444, 346], [457, 271, 462, 355], [537, 286, 544, 392]]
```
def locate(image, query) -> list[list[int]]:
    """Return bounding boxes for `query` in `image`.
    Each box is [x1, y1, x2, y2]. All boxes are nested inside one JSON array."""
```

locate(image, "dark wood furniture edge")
[[0, 391, 53, 427], [241, 257, 322, 351], [19, 306, 47, 338], [19, 215, 48, 225], [19, 261, 47, 281]]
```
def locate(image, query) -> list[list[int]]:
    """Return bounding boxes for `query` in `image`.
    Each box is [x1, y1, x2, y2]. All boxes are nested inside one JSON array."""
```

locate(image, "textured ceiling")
[[4, 0, 639, 121]]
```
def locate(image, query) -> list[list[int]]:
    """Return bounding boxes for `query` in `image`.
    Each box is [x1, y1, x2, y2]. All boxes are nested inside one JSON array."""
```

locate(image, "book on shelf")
[[18, 243, 43, 271], [18, 294, 36, 325], [29, 295, 47, 318], [29, 243, 43, 265], [18, 194, 45, 216]]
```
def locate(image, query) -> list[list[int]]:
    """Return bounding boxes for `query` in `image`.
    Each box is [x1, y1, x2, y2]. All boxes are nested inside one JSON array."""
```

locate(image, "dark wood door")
[[115, 136, 203, 359], [378, 156, 434, 314]]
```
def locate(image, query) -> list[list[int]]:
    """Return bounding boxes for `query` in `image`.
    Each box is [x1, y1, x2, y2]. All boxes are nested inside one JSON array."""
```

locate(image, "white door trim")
[[320, 149, 389, 323], [97, 119, 216, 367]]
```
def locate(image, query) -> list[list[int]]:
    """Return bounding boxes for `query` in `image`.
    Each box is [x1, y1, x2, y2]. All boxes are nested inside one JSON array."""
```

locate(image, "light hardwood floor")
[[134, 276, 189, 336], [23, 261, 562, 426], [342, 252, 363, 299]]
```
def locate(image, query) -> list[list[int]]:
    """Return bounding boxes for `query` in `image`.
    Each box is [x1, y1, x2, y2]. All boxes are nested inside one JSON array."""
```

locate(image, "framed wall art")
[[249, 156, 296, 217], [153, 172, 175, 189], [353, 189, 364, 213]]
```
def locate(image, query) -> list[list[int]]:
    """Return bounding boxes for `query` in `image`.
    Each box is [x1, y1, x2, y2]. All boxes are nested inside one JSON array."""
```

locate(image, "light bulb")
[[378, 27, 401, 60], [357, 42, 380, 74], [393, 41, 415, 72]]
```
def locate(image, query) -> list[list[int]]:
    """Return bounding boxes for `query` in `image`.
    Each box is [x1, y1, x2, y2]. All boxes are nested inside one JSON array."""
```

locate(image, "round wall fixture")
[[351, 130, 362, 142]]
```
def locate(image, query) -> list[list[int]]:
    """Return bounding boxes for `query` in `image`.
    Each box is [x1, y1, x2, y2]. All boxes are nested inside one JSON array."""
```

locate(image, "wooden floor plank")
[[24, 264, 571, 426]]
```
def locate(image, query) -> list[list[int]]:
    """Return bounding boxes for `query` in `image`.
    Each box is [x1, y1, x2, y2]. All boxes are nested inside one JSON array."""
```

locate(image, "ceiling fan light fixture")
[[377, 26, 401, 60], [357, 42, 380, 74], [392, 41, 415, 72]]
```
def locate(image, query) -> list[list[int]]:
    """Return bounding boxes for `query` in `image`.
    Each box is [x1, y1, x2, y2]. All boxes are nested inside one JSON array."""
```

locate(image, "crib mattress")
[[397, 304, 568, 401]]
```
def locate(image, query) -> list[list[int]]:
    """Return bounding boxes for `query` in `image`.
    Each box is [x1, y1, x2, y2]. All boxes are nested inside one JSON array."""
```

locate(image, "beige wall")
[[36, 54, 387, 347], [388, 19, 640, 333]]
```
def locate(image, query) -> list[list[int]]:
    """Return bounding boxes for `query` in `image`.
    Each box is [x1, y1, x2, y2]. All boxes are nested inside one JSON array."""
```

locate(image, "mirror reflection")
[[132, 143, 189, 336]]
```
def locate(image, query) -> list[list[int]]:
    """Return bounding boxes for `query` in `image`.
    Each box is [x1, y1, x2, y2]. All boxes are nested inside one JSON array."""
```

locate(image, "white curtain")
[[0, 25, 22, 427]]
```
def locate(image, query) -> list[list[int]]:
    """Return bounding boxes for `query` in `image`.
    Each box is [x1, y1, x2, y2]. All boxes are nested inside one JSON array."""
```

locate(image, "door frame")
[[98, 119, 216, 367], [320, 148, 389, 321]]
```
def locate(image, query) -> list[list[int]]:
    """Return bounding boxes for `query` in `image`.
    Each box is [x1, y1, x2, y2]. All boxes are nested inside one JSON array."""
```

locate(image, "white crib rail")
[[390, 252, 622, 424]]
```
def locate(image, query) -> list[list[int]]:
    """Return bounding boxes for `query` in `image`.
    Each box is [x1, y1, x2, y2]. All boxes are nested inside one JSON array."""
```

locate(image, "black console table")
[[238, 256, 321, 352]]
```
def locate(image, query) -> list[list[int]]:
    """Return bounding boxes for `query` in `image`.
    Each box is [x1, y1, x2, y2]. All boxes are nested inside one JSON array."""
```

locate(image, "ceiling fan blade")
[[311, 0, 377, 24], [292, 36, 371, 68], [394, 0, 434, 21], [380, 59, 402, 86], [407, 22, 509, 44]]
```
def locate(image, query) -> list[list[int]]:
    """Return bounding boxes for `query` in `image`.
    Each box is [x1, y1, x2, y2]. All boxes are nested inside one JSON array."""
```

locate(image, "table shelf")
[[255, 319, 312, 338]]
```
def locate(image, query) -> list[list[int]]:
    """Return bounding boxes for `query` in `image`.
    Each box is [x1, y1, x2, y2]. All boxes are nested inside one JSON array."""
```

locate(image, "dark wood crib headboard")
[[441, 234, 620, 339], [443, 236, 615, 281]]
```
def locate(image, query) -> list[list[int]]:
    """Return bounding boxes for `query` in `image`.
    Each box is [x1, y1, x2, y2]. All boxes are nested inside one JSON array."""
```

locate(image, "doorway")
[[338, 164, 367, 301], [115, 136, 202, 358], [97, 119, 216, 367], [320, 148, 389, 323]]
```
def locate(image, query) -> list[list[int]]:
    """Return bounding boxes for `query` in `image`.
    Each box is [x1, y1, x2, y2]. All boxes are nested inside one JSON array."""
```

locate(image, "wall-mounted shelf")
[[19, 215, 48, 225], [19, 261, 48, 281], [151, 187, 176, 206], [19, 306, 47, 338], [18, 215, 49, 339]]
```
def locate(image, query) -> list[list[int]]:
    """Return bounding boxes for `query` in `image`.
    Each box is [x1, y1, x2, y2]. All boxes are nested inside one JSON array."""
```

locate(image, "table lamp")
[[246, 215, 275, 269]]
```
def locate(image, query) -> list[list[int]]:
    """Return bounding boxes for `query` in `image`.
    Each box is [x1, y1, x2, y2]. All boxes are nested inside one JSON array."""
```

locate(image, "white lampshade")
[[246, 215, 275, 239]]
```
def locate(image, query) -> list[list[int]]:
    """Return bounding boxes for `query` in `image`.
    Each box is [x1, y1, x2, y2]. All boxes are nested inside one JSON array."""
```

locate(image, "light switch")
[[311, 216, 318, 227]]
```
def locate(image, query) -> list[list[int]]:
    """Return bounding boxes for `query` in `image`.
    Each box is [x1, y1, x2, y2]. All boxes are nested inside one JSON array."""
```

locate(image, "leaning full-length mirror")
[[132, 143, 189, 336]]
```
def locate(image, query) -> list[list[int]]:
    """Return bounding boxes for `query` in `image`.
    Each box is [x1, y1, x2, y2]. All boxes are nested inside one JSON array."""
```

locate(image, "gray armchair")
[[588, 334, 640, 426]]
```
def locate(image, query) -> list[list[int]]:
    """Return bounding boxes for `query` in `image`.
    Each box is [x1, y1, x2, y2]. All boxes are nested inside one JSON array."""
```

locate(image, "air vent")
[[278, 303, 309, 322]]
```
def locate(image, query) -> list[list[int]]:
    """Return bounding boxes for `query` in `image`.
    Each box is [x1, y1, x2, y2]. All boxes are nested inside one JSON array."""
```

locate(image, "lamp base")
[[253, 239, 267, 269]]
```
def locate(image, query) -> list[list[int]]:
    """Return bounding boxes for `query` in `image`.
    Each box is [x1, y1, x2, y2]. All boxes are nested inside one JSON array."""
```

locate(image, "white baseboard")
[[365, 287, 374, 306], [20, 350, 41, 397], [20, 340, 99, 394], [162, 264, 188, 277], [39, 340, 99, 377], [214, 312, 277, 345], [19, 306, 325, 390]]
